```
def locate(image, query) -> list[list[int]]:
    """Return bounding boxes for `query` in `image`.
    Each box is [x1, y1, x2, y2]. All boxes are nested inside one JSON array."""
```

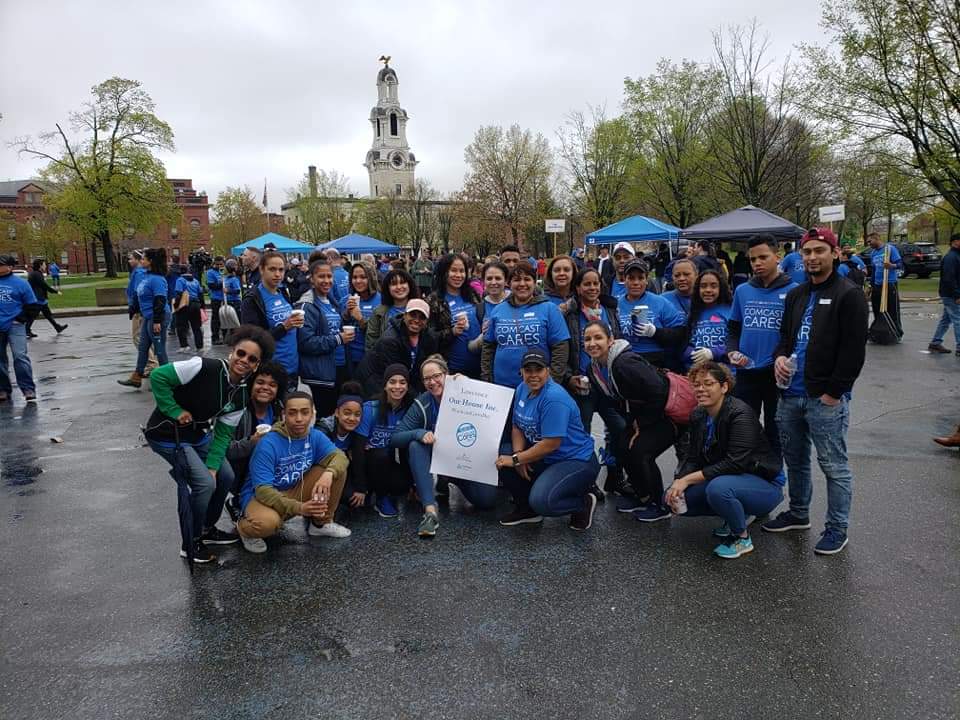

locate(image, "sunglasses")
[[233, 348, 260, 364]]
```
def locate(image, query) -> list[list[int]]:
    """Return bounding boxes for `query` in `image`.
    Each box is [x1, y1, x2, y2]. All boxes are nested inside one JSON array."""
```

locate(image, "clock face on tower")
[[391, 153, 404, 168]]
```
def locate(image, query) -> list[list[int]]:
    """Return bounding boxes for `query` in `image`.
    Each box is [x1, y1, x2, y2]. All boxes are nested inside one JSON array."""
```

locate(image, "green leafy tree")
[[210, 186, 266, 255], [354, 193, 408, 248], [285, 169, 352, 244], [13, 77, 179, 277]]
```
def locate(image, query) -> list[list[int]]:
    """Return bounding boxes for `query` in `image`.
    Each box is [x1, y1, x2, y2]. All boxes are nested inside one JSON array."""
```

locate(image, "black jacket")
[[27, 270, 57, 303], [355, 315, 441, 397], [939, 246, 960, 300], [225, 400, 283, 491], [592, 339, 669, 429], [562, 294, 622, 384], [240, 285, 294, 344], [676, 396, 782, 481], [774, 271, 868, 399]]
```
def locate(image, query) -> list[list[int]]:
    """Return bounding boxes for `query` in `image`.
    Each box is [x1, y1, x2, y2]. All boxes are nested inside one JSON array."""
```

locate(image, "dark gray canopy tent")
[[680, 205, 805, 246]]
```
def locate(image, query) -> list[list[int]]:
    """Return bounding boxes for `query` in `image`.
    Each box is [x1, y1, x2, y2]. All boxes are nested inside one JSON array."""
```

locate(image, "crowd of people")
[[1, 227, 958, 565]]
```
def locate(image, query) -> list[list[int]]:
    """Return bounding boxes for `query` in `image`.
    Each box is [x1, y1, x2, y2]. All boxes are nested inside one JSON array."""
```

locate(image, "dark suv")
[[895, 242, 941, 278]]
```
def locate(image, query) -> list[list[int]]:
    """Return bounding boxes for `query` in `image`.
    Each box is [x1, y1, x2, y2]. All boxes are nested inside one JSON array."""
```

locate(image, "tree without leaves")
[[557, 106, 635, 231], [402, 180, 438, 259], [463, 125, 553, 243], [210, 186, 265, 255], [805, 0, 960, 215], [12, 77, 178, 277], [285, 169, 352, 244]]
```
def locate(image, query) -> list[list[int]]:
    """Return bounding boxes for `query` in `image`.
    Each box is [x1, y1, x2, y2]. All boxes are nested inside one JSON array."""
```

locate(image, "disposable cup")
[[673, 494, 687, 515], [290, 309, 305, 319], [256, 424, 271, 435]]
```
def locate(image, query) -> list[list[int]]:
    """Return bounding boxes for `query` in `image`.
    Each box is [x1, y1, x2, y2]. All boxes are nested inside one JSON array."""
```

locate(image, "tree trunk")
[[99, 229, 118, 277]]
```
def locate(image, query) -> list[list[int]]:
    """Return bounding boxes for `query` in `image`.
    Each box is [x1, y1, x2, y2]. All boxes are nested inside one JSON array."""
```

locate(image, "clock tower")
[[364, 58, 418, 198]]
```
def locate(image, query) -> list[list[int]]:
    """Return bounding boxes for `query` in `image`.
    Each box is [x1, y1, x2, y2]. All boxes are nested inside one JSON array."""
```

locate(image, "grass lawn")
[[48, 278, 130, 309], [899, 277, 940, 295], [56, 272, 128, 286]]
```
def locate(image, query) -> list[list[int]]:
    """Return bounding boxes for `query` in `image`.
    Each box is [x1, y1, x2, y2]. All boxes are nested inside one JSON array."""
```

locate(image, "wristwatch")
[[512, 453, 521, 467]]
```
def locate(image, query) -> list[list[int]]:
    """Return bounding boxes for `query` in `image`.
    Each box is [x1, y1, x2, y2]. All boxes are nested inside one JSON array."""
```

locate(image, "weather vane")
[[378, 55, 391, 66]]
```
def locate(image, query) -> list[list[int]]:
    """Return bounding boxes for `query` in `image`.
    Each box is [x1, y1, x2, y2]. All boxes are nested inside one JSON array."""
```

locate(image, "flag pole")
[[263, 177, 269, 234]]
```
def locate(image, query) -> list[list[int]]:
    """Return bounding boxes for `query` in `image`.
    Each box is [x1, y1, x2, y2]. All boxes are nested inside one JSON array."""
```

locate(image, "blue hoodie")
[[726, 274, 797, 369]]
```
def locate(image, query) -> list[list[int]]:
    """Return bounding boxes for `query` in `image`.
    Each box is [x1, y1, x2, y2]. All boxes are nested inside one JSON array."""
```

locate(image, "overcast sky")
[[0, 0, 823, 210]]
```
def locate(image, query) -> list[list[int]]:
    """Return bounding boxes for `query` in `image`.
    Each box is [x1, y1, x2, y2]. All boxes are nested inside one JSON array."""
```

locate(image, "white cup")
[[256, 424, 271, 435], [672, 494, 687, 515], [290, 309, 305, 319], [342, 325, 356, 333]]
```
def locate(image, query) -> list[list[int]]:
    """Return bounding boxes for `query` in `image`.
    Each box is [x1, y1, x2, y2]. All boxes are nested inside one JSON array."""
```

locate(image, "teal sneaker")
[[713, 534, 754, 559], [417, 511, 439, 538]]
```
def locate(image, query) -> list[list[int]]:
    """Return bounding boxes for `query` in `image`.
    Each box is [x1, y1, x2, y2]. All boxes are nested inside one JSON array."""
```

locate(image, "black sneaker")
[[499, 507, 543, 526], [56, 324, 68, 334], [435, 478, 450, 502], [589, 483, 605, 504], [569, 493, 597, 531], [179, 540, 216, 564], [761, 511, 811, 533], [201, 526, 239, 545], [226, 496, 241, 523]]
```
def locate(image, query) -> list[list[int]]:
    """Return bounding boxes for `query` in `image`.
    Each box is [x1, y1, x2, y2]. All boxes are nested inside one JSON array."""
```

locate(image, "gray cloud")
[[0, 0, 822, 209]]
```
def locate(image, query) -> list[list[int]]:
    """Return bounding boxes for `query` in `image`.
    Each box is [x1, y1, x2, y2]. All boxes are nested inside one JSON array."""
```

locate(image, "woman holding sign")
[[391, 355, 501, 539], [495, 348, 601, 531], [481, 262, 570, 389]]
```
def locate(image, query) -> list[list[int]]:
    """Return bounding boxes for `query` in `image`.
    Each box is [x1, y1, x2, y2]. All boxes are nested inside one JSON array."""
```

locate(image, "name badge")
[[818, 298, 832, 305]]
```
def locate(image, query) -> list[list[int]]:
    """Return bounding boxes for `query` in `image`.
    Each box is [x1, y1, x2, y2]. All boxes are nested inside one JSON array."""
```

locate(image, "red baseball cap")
[[801, 227, 838, 249]]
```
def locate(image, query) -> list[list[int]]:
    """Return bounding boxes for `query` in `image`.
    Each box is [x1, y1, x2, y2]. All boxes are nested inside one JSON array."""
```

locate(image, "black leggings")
[[26, 303, 61, 333], [176, 303, 203, 349], [307, 365, 350, 418], [625, 419, 678, 502], [365, 447, 413, 497]]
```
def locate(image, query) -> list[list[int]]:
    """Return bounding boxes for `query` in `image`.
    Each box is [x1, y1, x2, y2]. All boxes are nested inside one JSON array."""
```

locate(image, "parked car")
[[12, 269, 28, 278], [894, 242, 941, 278], [858, 246, 907, 279]]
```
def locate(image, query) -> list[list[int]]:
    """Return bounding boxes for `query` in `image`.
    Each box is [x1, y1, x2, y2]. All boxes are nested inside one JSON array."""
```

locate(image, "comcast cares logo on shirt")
[[456, 422, 478, 448]]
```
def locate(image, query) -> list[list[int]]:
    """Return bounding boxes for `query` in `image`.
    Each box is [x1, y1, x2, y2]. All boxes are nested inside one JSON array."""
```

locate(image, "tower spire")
[[364, 59, 417, 198]]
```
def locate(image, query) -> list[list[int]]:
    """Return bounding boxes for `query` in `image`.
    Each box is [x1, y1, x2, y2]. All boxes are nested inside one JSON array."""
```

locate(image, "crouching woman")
[[236, 391, 350, 553], [665, 362, 784, 560]]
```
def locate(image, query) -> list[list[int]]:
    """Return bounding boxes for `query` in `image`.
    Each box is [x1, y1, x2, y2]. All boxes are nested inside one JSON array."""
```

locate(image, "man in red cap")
[[762, 226, 868, 555]]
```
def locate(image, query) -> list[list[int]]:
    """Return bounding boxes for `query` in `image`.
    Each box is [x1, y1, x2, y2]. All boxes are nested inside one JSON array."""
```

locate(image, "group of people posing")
[[122, 230, 871, 565]]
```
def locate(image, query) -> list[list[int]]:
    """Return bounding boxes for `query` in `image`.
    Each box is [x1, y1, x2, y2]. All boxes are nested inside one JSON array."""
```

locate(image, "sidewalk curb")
[[55, 306, 128, 318]]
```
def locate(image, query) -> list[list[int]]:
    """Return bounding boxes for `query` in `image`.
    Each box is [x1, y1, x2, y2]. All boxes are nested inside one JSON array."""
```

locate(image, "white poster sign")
[[429, 375, 514, 485], [818, 204, 845, 222], [545, 218, 566, 233]]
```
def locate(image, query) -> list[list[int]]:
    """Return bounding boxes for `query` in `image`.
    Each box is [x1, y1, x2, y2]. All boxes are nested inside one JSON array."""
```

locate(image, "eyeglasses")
[[691, 380, 720, 389], [423, 372, 445, 384], [406, 312, 427, 322], [233, 348, 260, 364]]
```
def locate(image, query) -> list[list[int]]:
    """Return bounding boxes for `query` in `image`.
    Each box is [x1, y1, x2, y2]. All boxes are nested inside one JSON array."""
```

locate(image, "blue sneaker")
[[632, 504, 672, 523], [814, 528, 848, 555], [714, 534, 754, 559], [376, 495, 399, 518], [761, 511, 811, 533], [616, 496, 649, 514]]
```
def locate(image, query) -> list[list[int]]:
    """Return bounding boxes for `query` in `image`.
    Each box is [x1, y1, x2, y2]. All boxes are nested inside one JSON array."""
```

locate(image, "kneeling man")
[[237, 391, 350, 553]]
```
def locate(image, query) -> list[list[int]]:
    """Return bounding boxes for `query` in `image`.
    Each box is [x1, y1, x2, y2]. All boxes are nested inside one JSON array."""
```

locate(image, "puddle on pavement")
[[2, 456, 43, 486]]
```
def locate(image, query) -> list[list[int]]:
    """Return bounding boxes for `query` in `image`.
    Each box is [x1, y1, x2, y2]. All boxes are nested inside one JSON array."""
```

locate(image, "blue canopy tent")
[[318, 233, 401, 255], [585, 215, 680, 244], [230, 232, 315, 256]]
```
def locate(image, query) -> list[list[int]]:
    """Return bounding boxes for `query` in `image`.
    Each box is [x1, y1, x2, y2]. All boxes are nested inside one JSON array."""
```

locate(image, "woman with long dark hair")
[[364, 268, 420, 351], [653, 269, 733, 371], [119, 247, 170, 389], [427, 253, 484, 377], [341, 262, 381, 368]]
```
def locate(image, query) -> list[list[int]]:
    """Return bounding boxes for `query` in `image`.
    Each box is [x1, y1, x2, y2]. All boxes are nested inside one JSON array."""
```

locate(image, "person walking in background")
[[866, 231, 904, 337], [26, 259, 67, 337], [48, 260, 61, 290], [762, 227, 868, 556], [173, 267, 205, 354], [119, 248, 170, 390], [206, 256, 225, 345], [928, 232, 960, 356], [779, 242, 806, 285], [0, 254, 40, 403], [126, 251, 158, 376]]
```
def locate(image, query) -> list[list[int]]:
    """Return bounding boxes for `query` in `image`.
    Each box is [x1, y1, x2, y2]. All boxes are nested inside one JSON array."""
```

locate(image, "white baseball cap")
[[613, 242, 636, 256]]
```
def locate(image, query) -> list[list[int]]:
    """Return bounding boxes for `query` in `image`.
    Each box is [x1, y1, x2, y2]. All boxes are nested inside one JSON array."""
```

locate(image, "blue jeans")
[[681, 474, 783, 535], [0, 323, 35, 395], [932, 297, 960, 346], [499, 442, 600, 516], [407, 439, 500, 509], [137, 316, 169, 374], [147, 440, 234, 540], [776, 395, 853, 530]]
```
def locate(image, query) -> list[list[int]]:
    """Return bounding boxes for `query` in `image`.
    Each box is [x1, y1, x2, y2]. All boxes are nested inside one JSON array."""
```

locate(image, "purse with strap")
[[662, 370, 697, 425]]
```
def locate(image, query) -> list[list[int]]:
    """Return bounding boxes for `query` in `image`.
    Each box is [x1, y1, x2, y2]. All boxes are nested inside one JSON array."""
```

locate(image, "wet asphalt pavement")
[[1, 307, 957, 720]]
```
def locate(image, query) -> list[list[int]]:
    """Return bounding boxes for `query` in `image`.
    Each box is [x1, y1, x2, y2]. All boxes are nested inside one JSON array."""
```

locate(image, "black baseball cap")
[[0, 254, 16, 267], [521, 348, 549, 368], [623, 258, 648, 275]]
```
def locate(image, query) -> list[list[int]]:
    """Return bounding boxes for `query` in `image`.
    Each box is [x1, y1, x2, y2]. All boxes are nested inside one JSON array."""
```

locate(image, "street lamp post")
[[326, 218, 332, 243]]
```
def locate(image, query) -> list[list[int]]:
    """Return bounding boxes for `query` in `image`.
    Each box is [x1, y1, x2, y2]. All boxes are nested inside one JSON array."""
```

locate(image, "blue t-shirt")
[[610, 279, 627, 298], [445, 292, 480, 373], [685, 304, 732, 369], [357, 400, 405, 449], [48, 263, 60, 277], [729, 279, 797, 369], [224, 276, 241, 303], [785, 293, 817, 397], [661, 290, 692, 318], [386, 304, 405, 319], [869, 244, 902, 285], [258, 284, 298, 375], [484, 297, 508, 318], [175, 277, 202, 302], [483, 299, 570, 388], [780, 252, 806, 284], [241, 427, 337, 510], [512, 379, 595, 464], [576, 305, 611, 373], [617, 291, 685, 355], [0, 274, 38, 332], [331, 266, 350, 305], [127, 266, 146, 304], [348, 292, 380, 362], [206, 269, 224, 301], [137, 274, 169, 321], [316, 296, 345, 366]]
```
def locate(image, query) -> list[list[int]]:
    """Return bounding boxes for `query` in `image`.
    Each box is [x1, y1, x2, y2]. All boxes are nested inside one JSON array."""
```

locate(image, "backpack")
[[842, 260, 866, 287]]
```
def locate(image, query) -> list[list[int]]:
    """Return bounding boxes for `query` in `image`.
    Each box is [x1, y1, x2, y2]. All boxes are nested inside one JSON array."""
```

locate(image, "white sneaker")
[[308, 521, 351, 538], [239, 532, 267, 554], [177, 347, 191, 354]]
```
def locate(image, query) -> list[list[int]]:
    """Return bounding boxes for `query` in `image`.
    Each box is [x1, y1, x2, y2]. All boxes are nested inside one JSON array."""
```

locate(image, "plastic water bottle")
[[776, 352, 798, 390]]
